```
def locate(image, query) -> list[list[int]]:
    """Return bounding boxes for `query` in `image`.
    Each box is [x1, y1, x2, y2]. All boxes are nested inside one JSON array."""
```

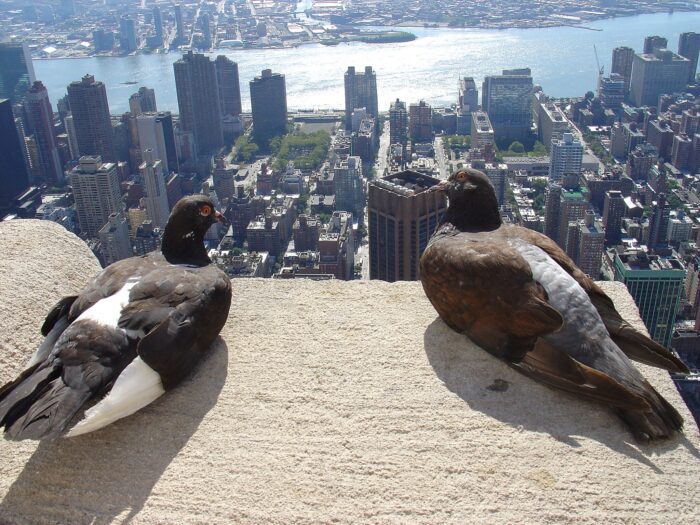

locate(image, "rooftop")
[[613, 247, 686, 272], [1, 220, 699, 524], [372, 170, 440, 196]]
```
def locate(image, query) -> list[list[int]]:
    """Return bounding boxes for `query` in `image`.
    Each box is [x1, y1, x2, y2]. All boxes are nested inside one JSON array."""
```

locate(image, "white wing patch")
[[66, 357, 165, 437], [76, 281, 138, 329]]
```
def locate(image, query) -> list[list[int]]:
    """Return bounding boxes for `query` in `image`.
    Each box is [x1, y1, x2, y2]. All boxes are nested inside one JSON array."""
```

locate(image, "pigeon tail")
[[617, 383, 684, 442], [0, 363, 89, 440]]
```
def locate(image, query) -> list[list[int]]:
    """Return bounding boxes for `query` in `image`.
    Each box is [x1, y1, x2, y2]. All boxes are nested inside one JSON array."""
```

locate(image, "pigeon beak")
[[214, 211, 229, 227], [427, 180, 449, 193]]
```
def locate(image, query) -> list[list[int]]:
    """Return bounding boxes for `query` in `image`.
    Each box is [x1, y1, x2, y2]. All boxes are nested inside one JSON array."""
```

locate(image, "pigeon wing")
[[420, 236, 563, 362], [125, 265, 232, 390], [512, 226, 688, 374]]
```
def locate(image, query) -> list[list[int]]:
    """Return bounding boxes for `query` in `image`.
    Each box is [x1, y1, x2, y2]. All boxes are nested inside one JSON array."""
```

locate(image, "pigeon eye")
[[200, 205, 212, 217], [457, 172, 467, 181]]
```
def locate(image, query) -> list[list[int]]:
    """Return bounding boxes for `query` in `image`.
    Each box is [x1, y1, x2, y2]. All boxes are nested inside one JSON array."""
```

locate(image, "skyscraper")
[[575, 211, 605, 278], [0, 42, 36, 103], [99, 213, 132, 265], [470, 110, 495, 151], [119, 16, 138, 54], [215, 56, 242, 117], [678, 32, 700, 83], [368, 171, 446, 282], [409, 100, 433, 144], [458, 77, 478, 113], [23, 81, 63, 184], [597, 74, 626, 110], [643, 35, 668, 54], [543, 183, 562, 243], [174, 51, 224, 154], [66, 75, 116, 162], [548, 133, 582, 182], [129, 86, 157, 115], [629, 49, 692, 107], [70, 156, 122, 237], [198, 14, 212, 49], [482, 68, 533, 144], [152, 6, 163, 40], [611, 246, 685, 347], [389, 98, 408, 158], [344, 66, 378, 130], [648, 194, 671, 249], [557, 185, 589, 253], [334, 155, 363, 216], [63, 113, 79, 160], [174, 4, 185, 42], [602, 190, 624, 246], [0, 98, 30, 208], [249, 69, 288, 143], [93, 29, 115, 53], [140, 149, 170, 229], [137, 112, 178, 174], [538, 102, 569, 152], [611, 46, 634, 96]]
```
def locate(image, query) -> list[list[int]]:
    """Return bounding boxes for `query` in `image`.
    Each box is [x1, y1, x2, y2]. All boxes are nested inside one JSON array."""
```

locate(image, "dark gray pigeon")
[[0, 195, 232, 440]]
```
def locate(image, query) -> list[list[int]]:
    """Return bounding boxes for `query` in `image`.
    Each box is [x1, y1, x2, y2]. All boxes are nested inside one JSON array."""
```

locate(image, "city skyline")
[[0, 20, 699, 360]]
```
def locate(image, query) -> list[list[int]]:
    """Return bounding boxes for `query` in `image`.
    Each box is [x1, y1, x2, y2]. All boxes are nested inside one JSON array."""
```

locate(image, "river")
[[33, 11, 700, 114]]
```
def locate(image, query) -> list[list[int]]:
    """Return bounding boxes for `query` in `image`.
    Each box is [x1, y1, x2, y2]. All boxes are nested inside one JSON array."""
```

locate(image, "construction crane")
[[593, 44, 604, 76]]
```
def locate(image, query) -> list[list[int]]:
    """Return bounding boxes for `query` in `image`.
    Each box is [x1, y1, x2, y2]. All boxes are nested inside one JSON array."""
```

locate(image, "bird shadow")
[[423, 319, 699, 472], [0, 338, 229, 525]]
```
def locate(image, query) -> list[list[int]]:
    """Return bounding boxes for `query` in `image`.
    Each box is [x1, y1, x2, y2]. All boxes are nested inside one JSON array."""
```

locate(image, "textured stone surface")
[[0, 219, 698, 524]]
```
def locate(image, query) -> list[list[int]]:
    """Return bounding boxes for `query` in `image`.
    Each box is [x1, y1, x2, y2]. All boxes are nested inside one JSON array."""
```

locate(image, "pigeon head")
[[429, 169, 501, 232], [162, 195, 228, 265]]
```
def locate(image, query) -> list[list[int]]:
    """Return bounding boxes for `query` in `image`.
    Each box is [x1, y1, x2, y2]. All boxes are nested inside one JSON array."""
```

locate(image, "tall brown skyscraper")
[[24, 81, 63, 184], [215, 55, 242, 117], [611, 46, 634, 97], [66, 74, 116, 162], [344, 66, 378, 130], [368, 171, 446, 282], [174, 51, 223, 154], [409, 100, 433, 144], [643, 35, 667, 54]]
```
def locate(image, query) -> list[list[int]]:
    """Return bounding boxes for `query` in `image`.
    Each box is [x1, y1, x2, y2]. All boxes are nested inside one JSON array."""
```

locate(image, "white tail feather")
[[66, 357, 165, 437]]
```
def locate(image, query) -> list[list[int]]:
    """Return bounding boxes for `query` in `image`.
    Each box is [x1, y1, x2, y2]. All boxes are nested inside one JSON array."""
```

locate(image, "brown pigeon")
[[0, 195, 231, 440], [420, 168, 687, 441]]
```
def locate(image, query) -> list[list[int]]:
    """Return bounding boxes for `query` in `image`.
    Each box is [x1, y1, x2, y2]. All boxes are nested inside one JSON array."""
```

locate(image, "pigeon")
[[420, 168, 688, 441], [0, 195, 232, 440]]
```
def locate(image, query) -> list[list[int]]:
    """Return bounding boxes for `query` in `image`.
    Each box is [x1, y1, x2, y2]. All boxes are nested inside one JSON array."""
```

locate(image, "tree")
[[234, 135, 259, 162], [357, 224, 368, 240], [509, 141, 525, 153], [532, 141, 547, 155]]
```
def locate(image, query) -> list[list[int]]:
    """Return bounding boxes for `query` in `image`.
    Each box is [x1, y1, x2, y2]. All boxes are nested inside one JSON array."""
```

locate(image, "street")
[[433, 135, 449, 179]]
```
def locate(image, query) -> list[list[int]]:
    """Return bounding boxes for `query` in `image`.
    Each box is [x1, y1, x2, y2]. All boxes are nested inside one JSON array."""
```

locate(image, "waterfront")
[[34, 11, 700, 114]]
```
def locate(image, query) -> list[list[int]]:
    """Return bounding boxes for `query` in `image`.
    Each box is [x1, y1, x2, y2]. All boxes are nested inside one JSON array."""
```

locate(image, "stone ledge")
[[0, 219, 698, 524]]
